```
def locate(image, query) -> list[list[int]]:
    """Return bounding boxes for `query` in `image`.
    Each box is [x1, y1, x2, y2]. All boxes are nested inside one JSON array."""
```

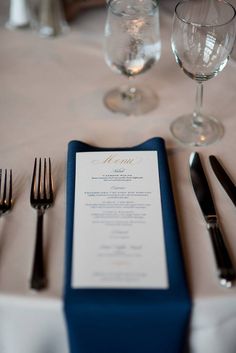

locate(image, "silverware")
[[189, 152, 235, 288], [209, 155, 236, 207], [30, 158, 54, 290], [0, 169, 13, 216]]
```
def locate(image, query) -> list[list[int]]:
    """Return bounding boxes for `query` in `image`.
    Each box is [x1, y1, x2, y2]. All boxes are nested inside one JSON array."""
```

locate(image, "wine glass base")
[[170, 114, 224, 146], [104, 86, 158, 116]]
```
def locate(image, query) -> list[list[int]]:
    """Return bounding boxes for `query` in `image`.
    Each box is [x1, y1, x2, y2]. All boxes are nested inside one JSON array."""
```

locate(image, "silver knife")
[[189, 152, 235, 288], [209, 155, 236, 207]]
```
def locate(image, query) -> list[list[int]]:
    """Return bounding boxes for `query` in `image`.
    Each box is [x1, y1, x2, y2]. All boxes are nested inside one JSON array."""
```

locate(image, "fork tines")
[[30, 158, 53, 205], [0, 169, 13, 215]]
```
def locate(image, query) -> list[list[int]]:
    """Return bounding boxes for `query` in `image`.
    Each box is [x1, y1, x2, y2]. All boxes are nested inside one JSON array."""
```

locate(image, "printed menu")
[[72, 151, 169, 289]]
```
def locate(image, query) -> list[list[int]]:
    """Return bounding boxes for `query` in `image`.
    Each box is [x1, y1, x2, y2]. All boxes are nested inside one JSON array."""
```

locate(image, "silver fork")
[[30, 158, 54, 290], [0, 169, 13, 216]]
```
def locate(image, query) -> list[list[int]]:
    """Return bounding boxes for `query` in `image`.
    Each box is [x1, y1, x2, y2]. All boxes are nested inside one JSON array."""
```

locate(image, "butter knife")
[[209, 155, 236, 207], [189, 152, 235, 288]]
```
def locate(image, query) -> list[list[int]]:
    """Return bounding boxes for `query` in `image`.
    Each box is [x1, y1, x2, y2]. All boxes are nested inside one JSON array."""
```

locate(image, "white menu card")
[[72, 151, 169, 289]]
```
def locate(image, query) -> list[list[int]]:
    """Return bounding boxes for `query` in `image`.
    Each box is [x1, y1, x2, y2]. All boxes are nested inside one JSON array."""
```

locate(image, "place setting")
[[61, 2, 236, 353], [1, 0, 236, 353]]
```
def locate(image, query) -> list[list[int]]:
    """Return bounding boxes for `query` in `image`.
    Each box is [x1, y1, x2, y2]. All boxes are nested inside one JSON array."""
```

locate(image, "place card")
[[72, 150, 169, 289]]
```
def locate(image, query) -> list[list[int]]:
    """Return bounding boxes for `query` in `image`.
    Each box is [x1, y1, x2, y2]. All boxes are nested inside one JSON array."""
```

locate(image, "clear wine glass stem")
[[193, 82, 203, 127], [120, 77, 140, 102], [121, 87, 138, 101]]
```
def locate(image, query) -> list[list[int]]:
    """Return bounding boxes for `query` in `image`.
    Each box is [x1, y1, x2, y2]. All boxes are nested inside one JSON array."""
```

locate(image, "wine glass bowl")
[[104, 0, 161, 115], [170, 0, 236, 146]]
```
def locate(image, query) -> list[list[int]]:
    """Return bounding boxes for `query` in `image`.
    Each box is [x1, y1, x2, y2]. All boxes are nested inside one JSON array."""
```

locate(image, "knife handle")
[[208, 222, 235, 288]]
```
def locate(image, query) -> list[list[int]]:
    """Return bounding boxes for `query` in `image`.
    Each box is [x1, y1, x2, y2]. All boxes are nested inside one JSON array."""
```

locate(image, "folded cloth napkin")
[[63, 137, 191, 353]]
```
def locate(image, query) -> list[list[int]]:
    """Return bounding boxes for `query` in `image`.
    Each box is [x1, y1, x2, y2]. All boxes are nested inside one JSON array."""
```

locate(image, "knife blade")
[[189, 152, 235, 288], [209, 155, 236, 207]]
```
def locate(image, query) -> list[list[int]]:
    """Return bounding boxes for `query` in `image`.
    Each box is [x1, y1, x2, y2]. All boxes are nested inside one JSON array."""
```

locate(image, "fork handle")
[[30, 210, 47, 290]]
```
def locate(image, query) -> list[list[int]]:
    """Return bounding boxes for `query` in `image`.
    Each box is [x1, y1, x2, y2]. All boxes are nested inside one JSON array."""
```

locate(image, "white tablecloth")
[[0, 2, 236, 353]]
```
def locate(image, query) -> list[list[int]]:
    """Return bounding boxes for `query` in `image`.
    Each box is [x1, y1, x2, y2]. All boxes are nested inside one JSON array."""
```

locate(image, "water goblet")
[[171, 0, 236, 146], [104, 0, 161, 116]]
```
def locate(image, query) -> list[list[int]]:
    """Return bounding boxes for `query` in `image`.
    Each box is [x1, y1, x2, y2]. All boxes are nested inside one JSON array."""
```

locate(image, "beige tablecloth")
[[0, 3, 236, 353]]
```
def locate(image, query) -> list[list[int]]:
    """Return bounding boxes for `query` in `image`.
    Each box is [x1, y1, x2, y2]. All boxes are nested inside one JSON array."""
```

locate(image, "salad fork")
[[30, 158, 54, 290], [0, 169, 13, 216]]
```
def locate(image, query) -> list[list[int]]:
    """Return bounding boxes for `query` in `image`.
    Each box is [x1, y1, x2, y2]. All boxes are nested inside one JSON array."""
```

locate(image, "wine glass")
[[104, 0, 161, 116], [171, 0, 236, 146]]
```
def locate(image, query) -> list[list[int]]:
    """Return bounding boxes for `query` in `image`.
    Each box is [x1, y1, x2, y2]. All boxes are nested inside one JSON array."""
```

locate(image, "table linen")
[[64, 138, 191, 353]]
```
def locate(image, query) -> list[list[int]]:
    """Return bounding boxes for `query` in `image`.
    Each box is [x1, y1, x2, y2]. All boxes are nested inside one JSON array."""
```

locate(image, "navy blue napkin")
[[64, 137, 191, 353]]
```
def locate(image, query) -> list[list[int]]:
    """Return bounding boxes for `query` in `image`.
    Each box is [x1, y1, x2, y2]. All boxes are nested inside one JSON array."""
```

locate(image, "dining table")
[[0, 1, 236, 353]]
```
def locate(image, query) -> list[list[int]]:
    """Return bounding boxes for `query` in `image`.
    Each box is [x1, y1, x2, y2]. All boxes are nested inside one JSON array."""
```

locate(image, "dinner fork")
[[30, 158, 54, 290], [0, 169, 13, 216]]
